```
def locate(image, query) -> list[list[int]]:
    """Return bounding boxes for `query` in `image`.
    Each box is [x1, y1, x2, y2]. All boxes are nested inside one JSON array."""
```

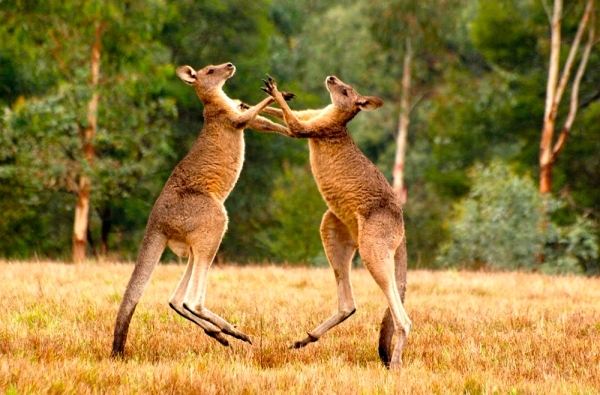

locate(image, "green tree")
[[0, 0, 176, 261]]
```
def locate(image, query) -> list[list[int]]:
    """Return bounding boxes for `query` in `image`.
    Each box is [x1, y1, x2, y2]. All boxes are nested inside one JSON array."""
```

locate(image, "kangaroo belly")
[[168, 240, 190, 258]]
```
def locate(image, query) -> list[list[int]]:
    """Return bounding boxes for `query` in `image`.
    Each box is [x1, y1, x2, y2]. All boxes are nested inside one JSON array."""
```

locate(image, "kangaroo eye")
[[207, 69, 215, 75], [342, 89, 348, 96]]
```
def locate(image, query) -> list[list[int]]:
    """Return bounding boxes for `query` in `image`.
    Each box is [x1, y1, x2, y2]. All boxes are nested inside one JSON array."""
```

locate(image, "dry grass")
[[1, 260, 599, 394]]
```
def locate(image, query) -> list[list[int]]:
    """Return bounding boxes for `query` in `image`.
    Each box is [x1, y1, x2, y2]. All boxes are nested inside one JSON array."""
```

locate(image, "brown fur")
[[262, 75, 410, 369], [112, 63, 291, 357]]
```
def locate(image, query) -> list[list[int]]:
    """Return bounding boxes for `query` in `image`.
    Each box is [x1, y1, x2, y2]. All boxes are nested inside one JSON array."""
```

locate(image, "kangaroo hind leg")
[[169, 248, 230, 347], [378, 232, 408, 367], [291, 210, 357, 348], [359, 215, 411, 369], [112, 231, 167, 357], [181, 207, 252, 345]]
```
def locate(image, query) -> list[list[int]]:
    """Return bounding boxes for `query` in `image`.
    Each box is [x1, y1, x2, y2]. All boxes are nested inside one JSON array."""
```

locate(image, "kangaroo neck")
[[308, 127, 353, 151]]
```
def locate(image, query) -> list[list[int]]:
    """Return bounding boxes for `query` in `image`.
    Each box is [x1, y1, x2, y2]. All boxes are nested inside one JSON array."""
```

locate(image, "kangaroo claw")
[[281, 92, 296, 101]]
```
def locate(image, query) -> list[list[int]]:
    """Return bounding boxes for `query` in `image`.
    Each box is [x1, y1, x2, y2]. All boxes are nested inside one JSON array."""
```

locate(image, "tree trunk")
[[392, 38, 412, 204], [539, 0, 594, 194], [72, 21, 102, 263], [73, 174, 91, 263], [540, 0, 562, 195]]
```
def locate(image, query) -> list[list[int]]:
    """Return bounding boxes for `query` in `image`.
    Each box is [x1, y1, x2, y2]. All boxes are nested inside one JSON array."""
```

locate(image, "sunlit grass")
[[1, 261, 599, 394]]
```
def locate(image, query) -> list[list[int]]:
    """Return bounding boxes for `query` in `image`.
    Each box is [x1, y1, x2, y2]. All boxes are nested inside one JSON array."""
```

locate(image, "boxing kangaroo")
[[112, 62, 293, 357], [261, 75, 410, 369]]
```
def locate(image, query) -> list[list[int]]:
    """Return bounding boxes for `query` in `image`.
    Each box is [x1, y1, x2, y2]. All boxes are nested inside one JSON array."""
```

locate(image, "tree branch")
[[553, 0, 593, 109], [552, 5, 595, 162], [541, 0, 552, 22]]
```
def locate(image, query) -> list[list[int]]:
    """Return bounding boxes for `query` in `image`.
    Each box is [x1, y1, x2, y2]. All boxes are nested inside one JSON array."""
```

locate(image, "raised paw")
[[281, 91, 296, 101], [261, 74, 279, 97], [238, 102, 251, 111]]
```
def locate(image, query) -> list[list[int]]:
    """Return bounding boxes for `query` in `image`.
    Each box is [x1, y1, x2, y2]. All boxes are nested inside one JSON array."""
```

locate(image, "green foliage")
[[255, 163, 327, 265], [543, 217, 598, 275], [437, 161, 547, 270], [471, 0, 541, 71], [0, 77, 176, 258], [437, 161, 598, 273], [0, 0, 177, 259]]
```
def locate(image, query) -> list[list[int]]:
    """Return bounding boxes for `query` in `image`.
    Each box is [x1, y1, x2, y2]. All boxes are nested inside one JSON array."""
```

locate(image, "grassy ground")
[[1, 261, 599, 394]]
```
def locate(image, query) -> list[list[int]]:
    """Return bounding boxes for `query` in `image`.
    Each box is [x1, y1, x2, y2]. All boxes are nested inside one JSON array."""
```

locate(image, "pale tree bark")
[[392, 38, 412, 204], [540, 0, 595, 194], [73, 21, 102, 263]]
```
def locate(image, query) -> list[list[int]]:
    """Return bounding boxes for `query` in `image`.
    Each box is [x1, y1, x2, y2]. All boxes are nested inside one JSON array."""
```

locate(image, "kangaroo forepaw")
[[289, 333, 319, 349], [238, 102, 251, 111], [281, 91, 296, 101], [261, 74, 279, 96]]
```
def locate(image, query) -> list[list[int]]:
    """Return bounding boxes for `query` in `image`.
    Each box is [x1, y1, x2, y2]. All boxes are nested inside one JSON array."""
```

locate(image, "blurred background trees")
[[0, 0, 598, 273]]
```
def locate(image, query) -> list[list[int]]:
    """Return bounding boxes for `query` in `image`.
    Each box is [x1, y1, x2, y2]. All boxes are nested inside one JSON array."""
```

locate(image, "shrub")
[[437, 161, 598, 273]]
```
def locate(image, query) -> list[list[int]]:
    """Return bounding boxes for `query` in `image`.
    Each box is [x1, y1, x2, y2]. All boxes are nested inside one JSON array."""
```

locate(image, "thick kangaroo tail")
[[378, 308, 394, 367], [112, 231, 166, 357], [378, 230, 408, 367]]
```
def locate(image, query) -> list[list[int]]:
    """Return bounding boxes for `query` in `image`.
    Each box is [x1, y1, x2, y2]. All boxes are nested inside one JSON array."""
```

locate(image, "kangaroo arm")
[[248, 115, 292, 136], [260, 106, 284, 120], [260, 107, 323, 122], [232, 96, 276, 128], [269, 91, 323, 139]]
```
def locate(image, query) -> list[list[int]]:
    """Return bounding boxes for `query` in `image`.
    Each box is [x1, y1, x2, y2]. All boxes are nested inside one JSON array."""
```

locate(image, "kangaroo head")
[[325, 76, 383, 118], [176, 62, 236, 100]]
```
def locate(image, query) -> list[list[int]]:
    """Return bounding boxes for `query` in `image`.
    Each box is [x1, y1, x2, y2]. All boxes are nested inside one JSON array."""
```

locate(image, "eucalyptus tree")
[[0, 0, 176, 261]]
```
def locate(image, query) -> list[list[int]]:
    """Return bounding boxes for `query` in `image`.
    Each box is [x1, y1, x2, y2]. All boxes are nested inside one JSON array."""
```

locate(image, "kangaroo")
[[112, 62, 293, 357], [261, 75, 410, 369]]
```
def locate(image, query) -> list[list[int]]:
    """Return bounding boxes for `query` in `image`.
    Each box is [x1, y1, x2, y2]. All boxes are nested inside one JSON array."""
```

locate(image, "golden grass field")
[[1, 260, 599, 394]]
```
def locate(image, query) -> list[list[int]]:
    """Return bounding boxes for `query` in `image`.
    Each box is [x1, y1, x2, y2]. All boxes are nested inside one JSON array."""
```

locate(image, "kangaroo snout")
[[327, 76, 337, 83]]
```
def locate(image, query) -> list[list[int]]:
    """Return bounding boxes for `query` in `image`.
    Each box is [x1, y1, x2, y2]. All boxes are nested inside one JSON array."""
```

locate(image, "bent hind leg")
[[168, 248, 230, 346], [112, 231, 166, 357], [181, 205, 252, 344], [291, 210, 357, 348]]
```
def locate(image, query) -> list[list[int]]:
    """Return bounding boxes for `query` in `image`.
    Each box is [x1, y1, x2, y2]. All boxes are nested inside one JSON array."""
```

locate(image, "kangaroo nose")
[[328, 76, 335, 82], [227, 63, 234, 68]]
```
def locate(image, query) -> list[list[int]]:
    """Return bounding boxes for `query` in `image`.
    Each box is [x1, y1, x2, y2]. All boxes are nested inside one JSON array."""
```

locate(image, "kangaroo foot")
[[183, 303, 253, 345], [289, 333, 319, 349], [204, 330, 230, 347]]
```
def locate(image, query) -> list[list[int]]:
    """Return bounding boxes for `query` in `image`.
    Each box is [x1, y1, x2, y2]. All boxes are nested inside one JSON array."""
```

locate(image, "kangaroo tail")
[[378, 229, 408, 368], [112, 231, 166, 357]]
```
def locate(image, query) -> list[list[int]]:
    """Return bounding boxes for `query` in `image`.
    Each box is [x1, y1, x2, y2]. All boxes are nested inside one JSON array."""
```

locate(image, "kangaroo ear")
[[357, 95, 384, 111], [176, 66, 197, 85]]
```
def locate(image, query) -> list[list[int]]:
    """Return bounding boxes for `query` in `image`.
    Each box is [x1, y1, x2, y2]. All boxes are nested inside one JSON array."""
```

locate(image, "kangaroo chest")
[[173, 127, 245, 202], [309, 138, 367, 225]]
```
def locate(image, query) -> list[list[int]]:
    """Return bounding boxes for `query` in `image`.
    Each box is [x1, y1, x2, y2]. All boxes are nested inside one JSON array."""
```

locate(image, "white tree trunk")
[[392, 39, 412, 204], [73, 21, 102, 263], [540, 0, 594, 194]]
